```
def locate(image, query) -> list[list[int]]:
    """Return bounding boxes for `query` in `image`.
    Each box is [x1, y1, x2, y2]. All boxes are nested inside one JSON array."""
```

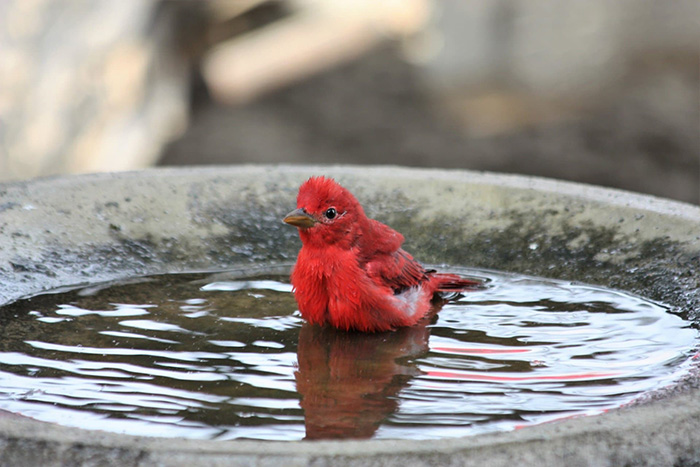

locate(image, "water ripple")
[[0, 271, 694, 441]]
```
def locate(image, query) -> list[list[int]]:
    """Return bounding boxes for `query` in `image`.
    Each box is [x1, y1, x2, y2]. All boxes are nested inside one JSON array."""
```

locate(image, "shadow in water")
[[295, 319, 433, 440]]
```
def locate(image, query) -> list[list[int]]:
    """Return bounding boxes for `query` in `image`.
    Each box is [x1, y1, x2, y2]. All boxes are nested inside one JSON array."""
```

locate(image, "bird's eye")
[[324, 207, 337, 219]]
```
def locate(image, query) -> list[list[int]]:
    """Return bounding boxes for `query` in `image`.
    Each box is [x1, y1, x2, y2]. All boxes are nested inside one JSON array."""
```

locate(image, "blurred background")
[[0, 0, 698, 204]]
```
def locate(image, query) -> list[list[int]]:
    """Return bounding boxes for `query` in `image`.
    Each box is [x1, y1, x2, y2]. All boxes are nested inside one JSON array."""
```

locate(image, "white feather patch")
[[393, 286, 427, 319]]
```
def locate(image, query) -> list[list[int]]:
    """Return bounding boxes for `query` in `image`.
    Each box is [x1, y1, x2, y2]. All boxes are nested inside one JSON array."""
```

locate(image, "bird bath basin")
[[0, 165, 698, 465]]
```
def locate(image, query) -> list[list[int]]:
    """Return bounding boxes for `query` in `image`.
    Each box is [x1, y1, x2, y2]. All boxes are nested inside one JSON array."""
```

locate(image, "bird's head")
[[283, 176, 365, 247]]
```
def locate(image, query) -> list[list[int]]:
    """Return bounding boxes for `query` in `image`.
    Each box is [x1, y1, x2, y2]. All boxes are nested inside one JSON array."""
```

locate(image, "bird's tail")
[[431, 273, 484, 293]]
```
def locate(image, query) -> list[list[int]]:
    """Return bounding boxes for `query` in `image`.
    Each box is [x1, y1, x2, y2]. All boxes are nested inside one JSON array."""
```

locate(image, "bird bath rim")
[[0, 165, 698, 466]]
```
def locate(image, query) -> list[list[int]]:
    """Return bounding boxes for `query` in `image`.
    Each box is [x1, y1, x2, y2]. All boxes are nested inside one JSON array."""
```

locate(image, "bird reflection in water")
[[294, 315, 435, 440]]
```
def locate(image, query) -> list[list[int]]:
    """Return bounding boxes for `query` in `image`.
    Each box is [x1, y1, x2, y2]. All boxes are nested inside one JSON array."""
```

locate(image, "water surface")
[[0, 269, 695, 440]]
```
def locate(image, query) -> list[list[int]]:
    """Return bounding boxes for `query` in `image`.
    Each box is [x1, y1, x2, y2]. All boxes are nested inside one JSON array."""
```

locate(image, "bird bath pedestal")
[[0, 166, 698, 466]]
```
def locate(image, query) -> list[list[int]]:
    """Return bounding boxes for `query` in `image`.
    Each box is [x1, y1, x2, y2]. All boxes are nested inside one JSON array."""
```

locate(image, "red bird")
[[283, 176, 480, 333]]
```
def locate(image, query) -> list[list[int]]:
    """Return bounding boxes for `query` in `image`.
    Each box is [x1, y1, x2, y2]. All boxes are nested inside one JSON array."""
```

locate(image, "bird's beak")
[[283, 208, 317, 229]]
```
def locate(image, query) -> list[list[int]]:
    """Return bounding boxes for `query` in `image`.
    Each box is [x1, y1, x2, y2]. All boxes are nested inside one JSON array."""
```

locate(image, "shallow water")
[[0, 268, 696, 440]]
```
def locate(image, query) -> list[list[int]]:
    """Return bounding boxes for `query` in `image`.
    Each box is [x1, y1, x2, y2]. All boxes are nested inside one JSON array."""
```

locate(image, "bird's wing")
[[359, 219, 404, 254], [357, 219, 431, 293], [361, 248, 430, 293]]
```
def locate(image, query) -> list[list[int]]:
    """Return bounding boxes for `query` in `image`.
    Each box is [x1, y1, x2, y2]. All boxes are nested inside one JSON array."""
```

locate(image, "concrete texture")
[[0, 165, 698, 465]]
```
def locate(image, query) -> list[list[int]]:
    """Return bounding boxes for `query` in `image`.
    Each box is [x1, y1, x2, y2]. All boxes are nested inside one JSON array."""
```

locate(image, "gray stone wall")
[[0, 0, 191, 181], [1, 0, 697, 203]]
